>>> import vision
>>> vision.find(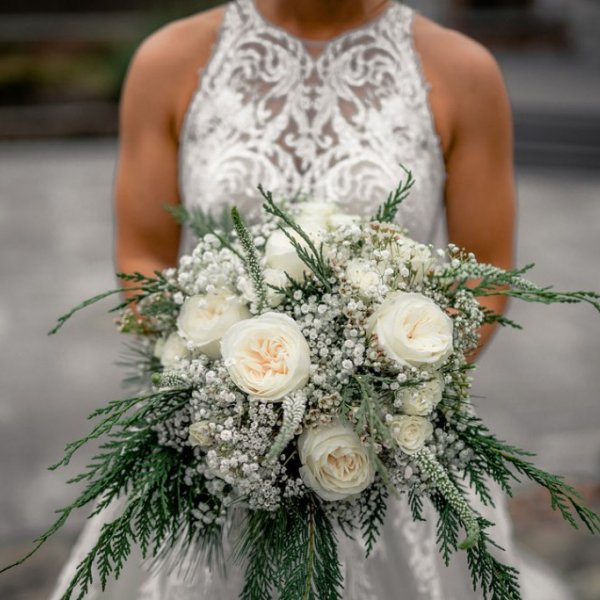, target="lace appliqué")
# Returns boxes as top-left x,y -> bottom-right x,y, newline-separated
179,0 -> 446,253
